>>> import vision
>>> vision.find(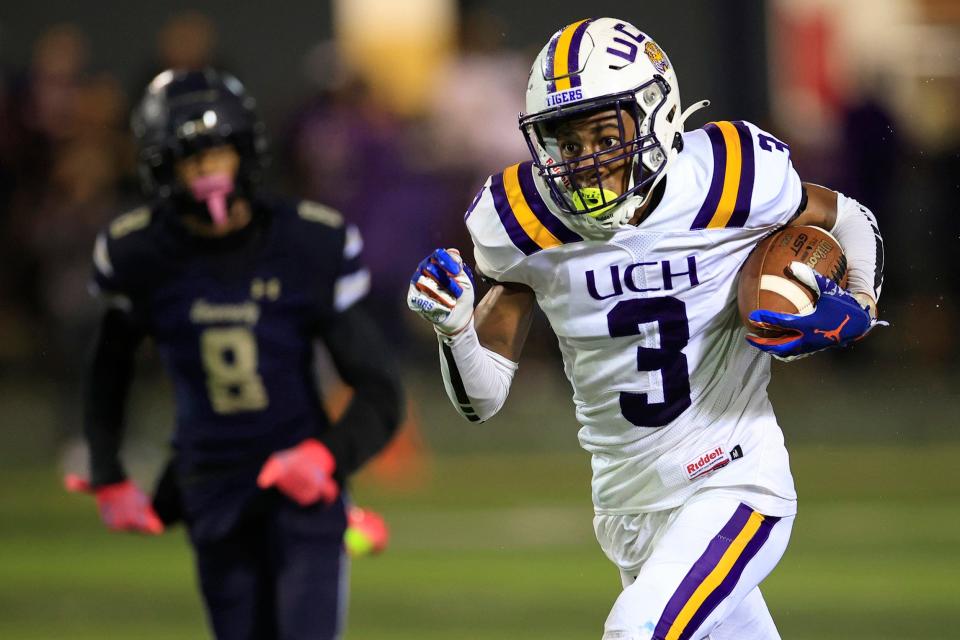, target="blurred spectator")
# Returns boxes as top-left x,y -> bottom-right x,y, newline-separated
426,8 -> 530,182
137,10 -> 226,92
3,24 -> 89,205
285,44 -> 467,347
157,10 -> 218,71
1,24 -> 92,366
0,24 -> 136,439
